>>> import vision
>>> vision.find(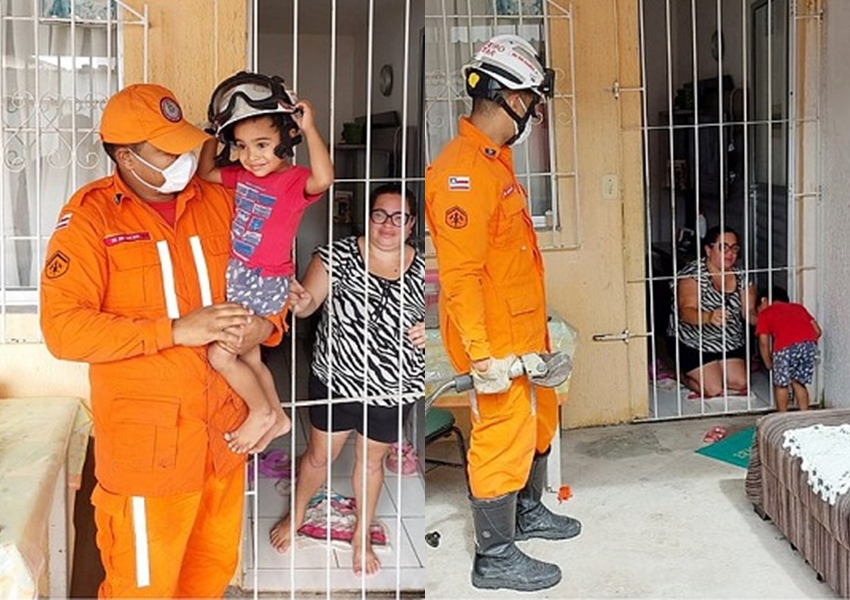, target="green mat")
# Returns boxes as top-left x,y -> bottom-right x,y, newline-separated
695,426 -> 755,468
